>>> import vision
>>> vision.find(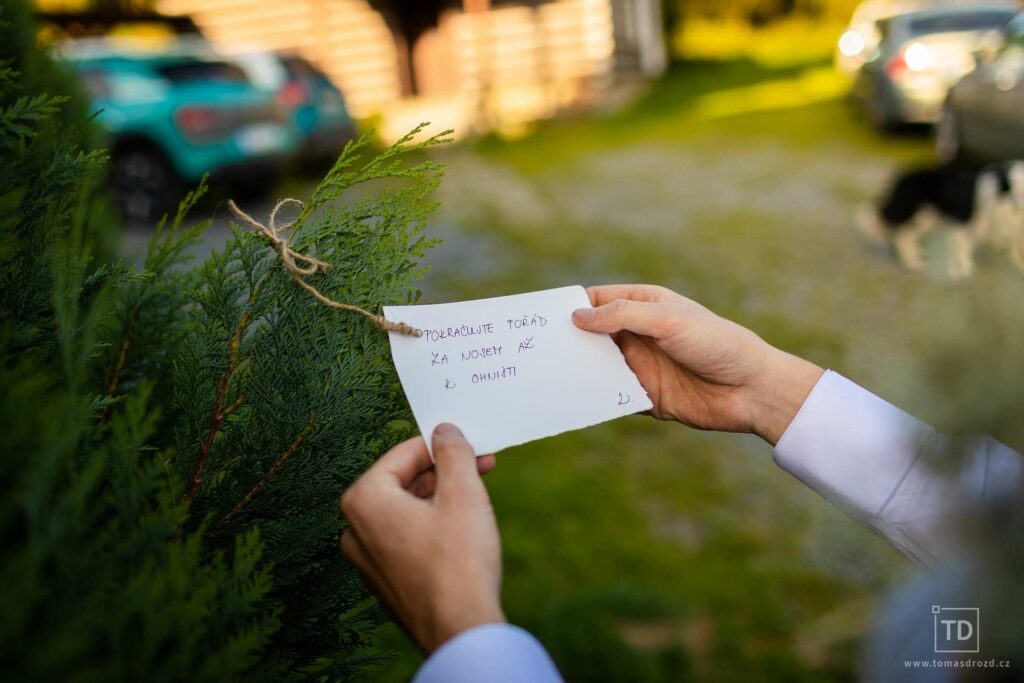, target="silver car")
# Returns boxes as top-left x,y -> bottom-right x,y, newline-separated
939,13 -> 1024,162
854,5 -> 1016,129
835,0 -> 1017,75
